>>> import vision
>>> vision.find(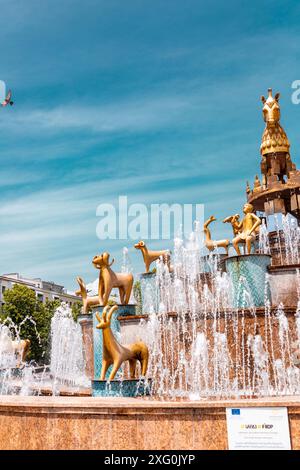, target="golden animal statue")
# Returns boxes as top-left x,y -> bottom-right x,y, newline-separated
134,240 -> 170,273
93,252 -> 133,306
223,214 -> 241,236
291,341 -> 300,368
0,328 -> 30,367
75,276 -> 100,314
260,88 -> 290,158
228,203 -> 261,256
203,216 -> 229,255
13,339 -> 30,366
75,253 -> 107,313
96,304 -> 149,380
